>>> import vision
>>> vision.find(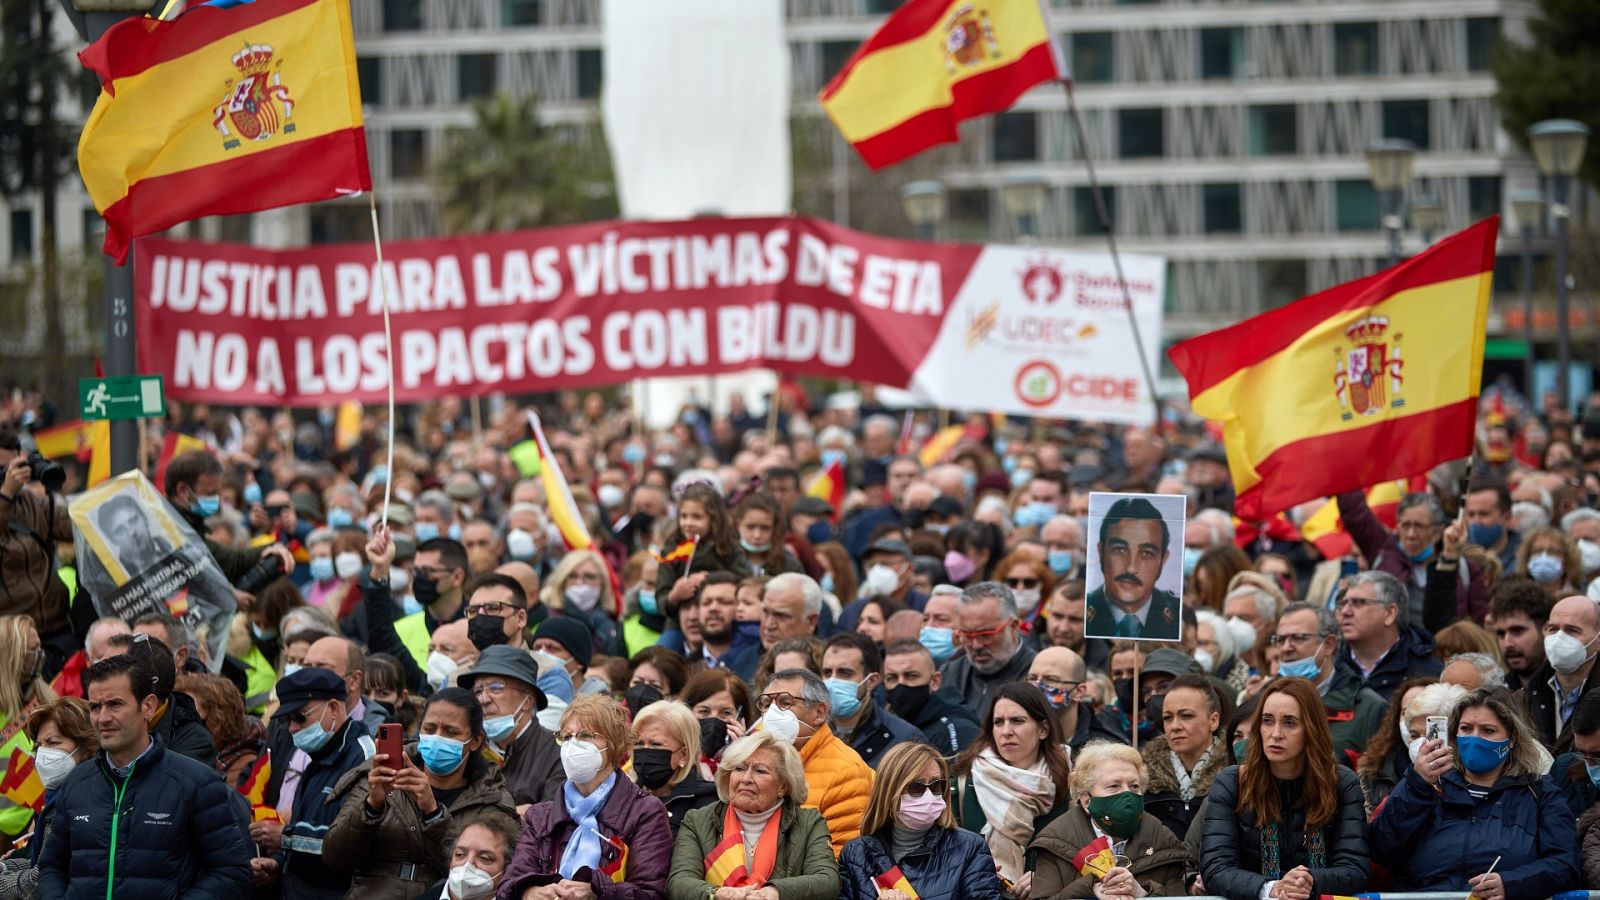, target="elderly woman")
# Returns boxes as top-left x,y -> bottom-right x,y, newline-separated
667,731 -> 837,900
1355,676 -> 1437,808
498,695 -> 673,900
541,550 -> 623,657
1193,610 -> 1249,697
839,742 -> 1001,900
1032,741 -> 1195,900
631,700 -> 717,835
1369,688 -> 1580,900
0,698 -> 96,899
